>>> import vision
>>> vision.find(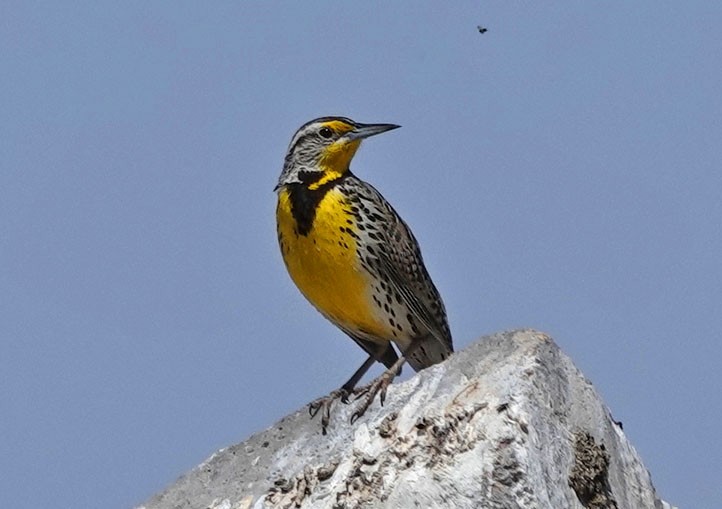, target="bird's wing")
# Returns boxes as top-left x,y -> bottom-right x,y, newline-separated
350,178 -> 453,354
